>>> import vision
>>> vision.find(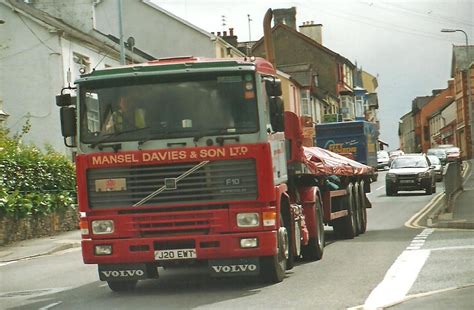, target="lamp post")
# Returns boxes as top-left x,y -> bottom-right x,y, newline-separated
442,28 -> 473,159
